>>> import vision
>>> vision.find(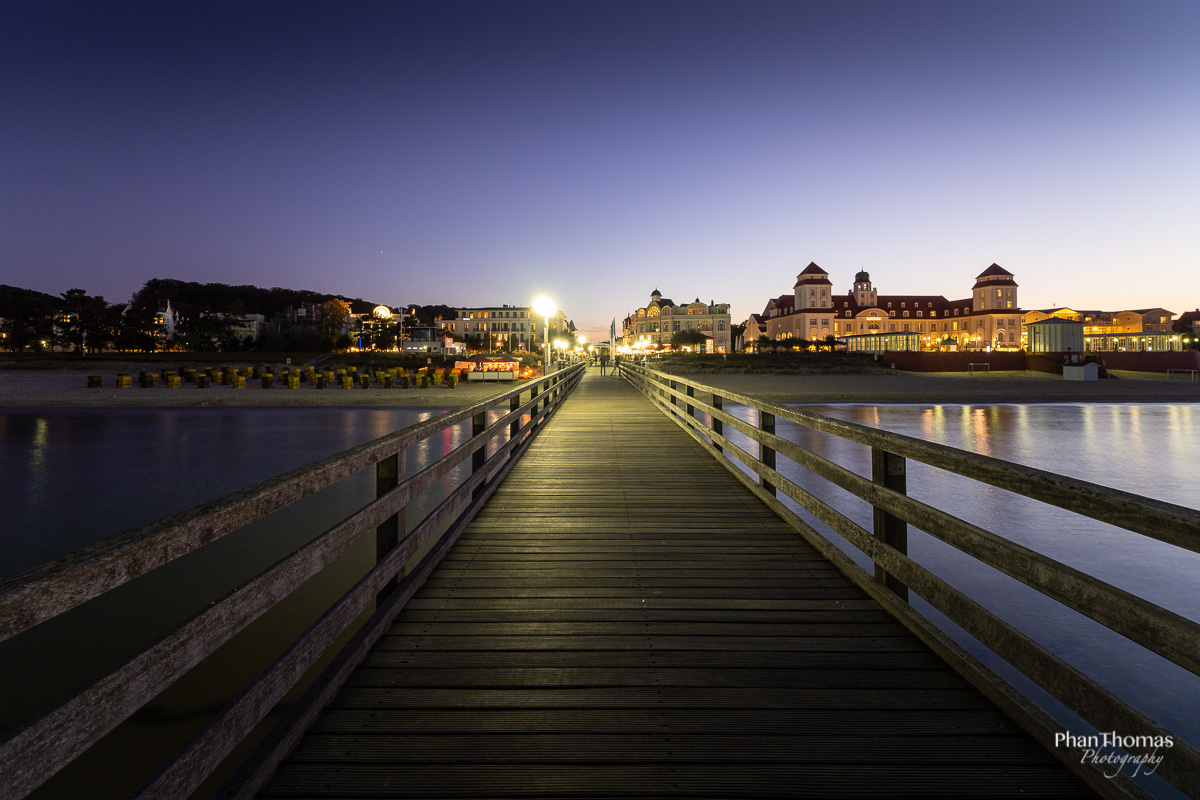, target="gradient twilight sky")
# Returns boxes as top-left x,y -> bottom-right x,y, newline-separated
2,1 -> 1198,342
